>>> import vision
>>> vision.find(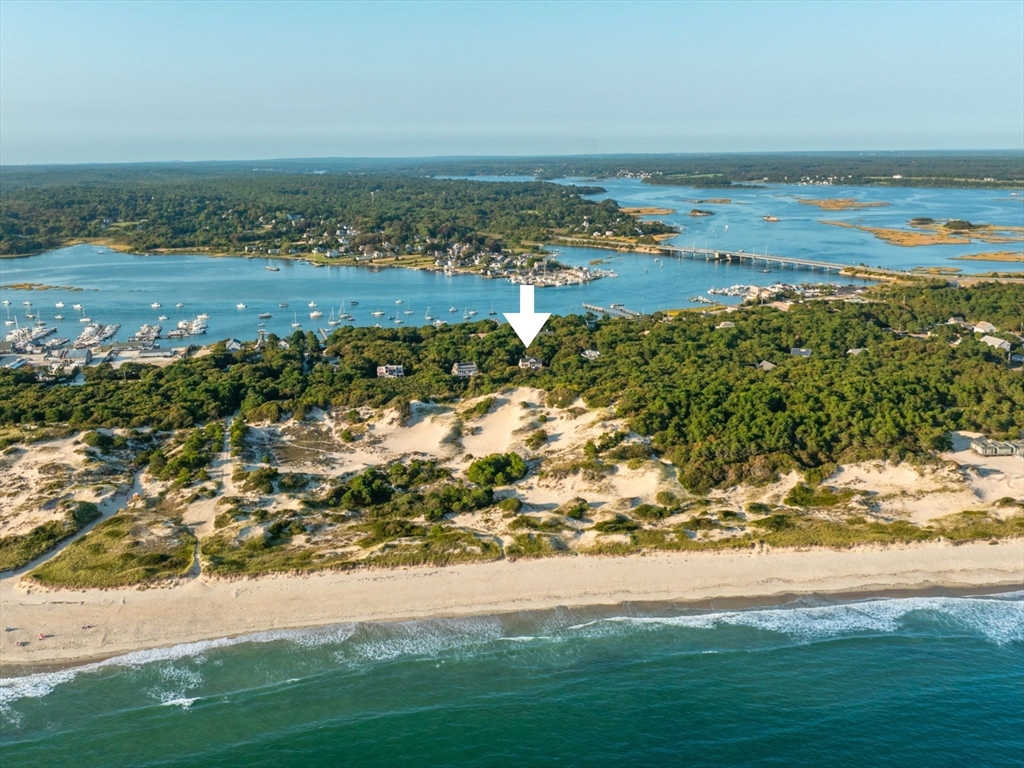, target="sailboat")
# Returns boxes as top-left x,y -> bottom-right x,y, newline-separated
370,305 -> 385,317
489,302 -> 496,316
291,312 -> 302,328
424,306 -> 434,321
4,304 -> 14,327
327,307 -> 340,326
